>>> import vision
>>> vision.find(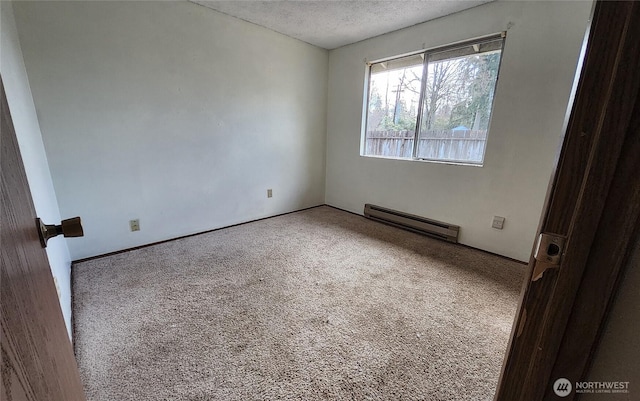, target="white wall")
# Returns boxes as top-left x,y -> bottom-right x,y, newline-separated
13,1 -> 329,260
325,1 -> 592,261
1,1 -> 73,337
